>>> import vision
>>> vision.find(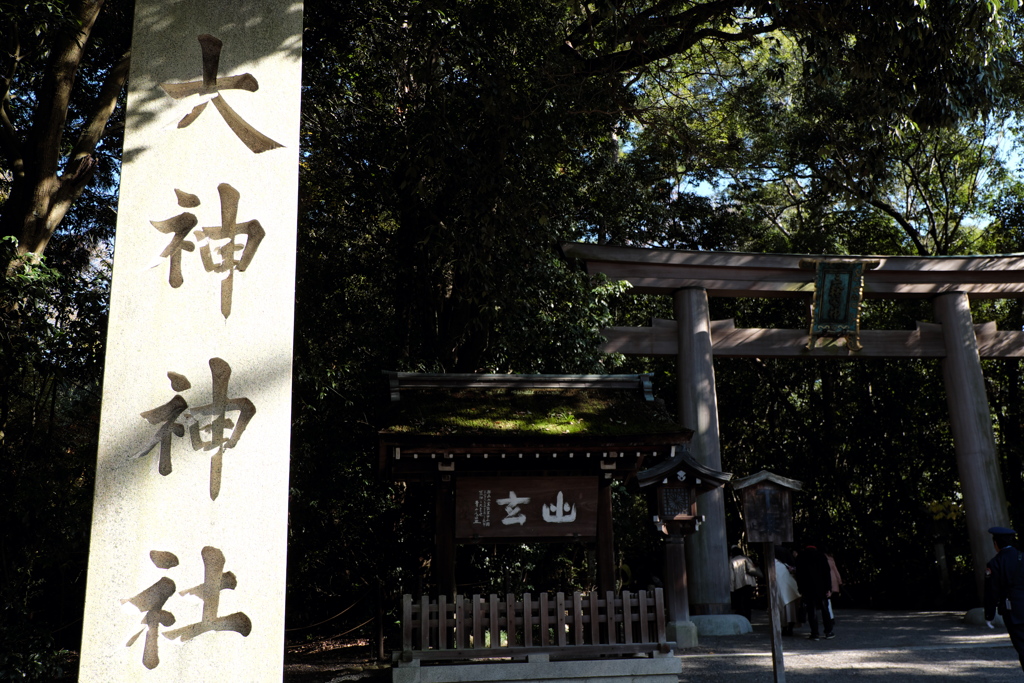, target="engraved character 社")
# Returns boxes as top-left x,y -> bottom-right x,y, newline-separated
123,548 -> 251,669
122,551 -> 181,670
164,546 -> 252,643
